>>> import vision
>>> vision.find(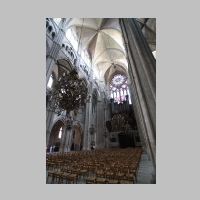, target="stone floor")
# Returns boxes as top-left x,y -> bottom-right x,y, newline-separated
136,153 -> 155,184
